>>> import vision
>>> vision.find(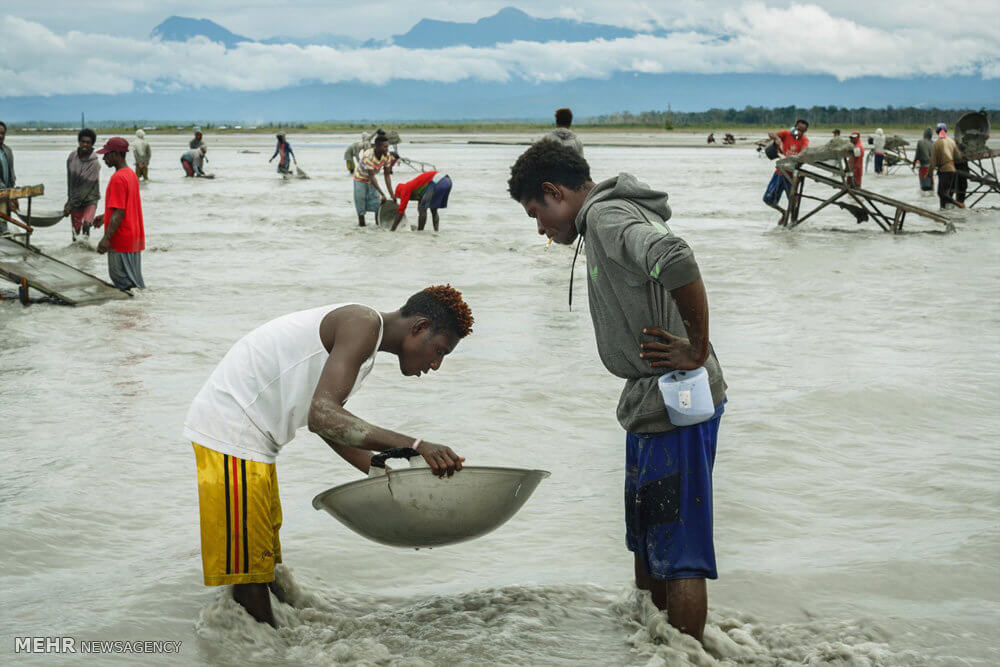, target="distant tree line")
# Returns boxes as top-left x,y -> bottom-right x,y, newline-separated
588,106 -> 999,128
